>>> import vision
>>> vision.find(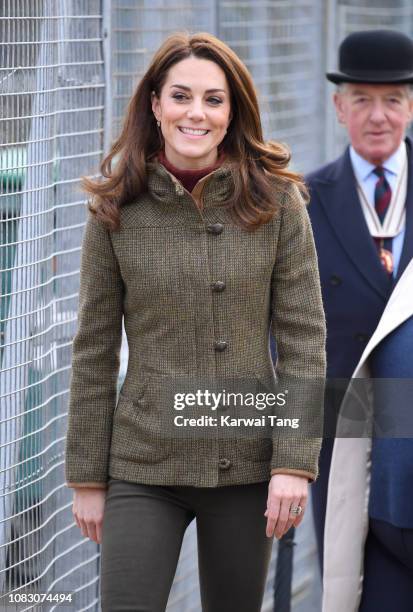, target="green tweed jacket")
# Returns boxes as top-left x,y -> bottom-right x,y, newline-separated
65,162 -> 326,489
